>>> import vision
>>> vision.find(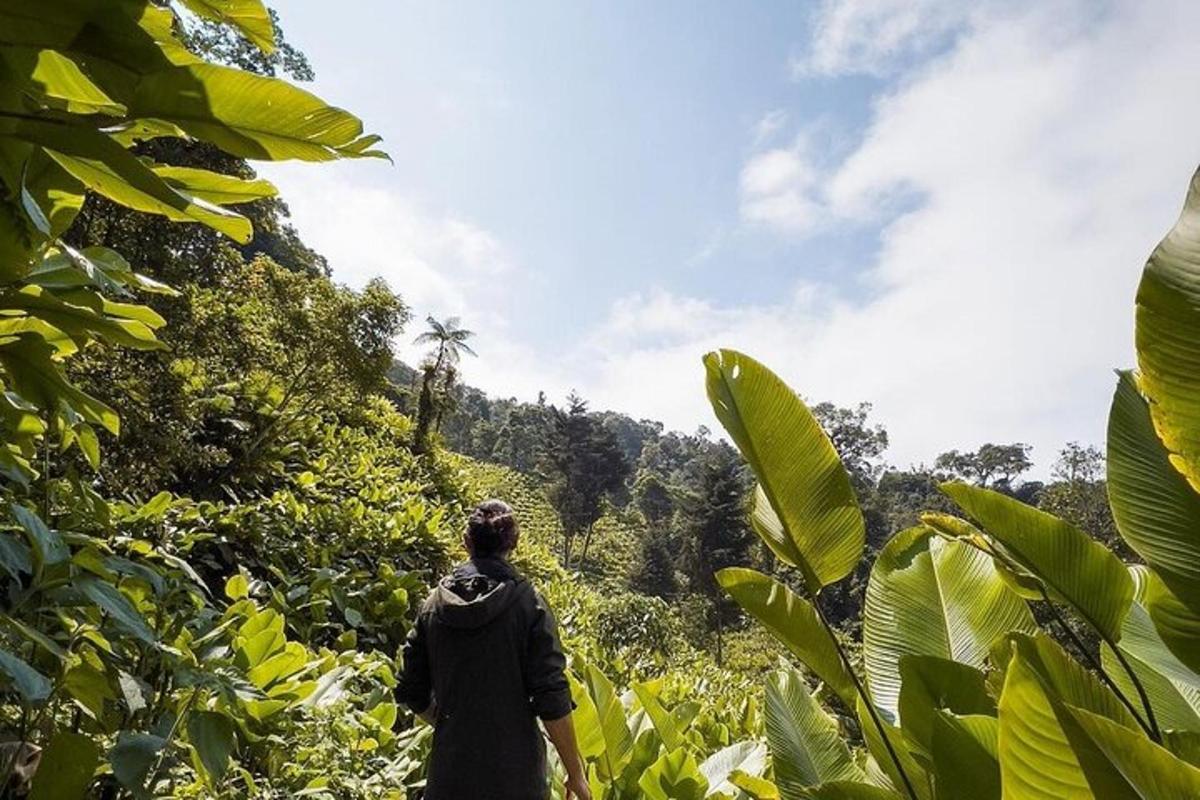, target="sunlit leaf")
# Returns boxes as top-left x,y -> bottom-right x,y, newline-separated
703,350 -> 864,592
